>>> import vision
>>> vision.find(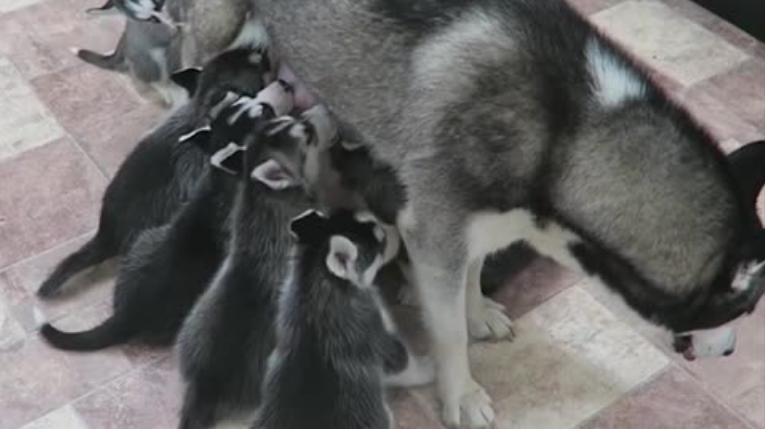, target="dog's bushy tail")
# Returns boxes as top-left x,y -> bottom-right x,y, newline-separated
76,34 -> 128,72
37,236 -> 116,299
40,315 -> 133,351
